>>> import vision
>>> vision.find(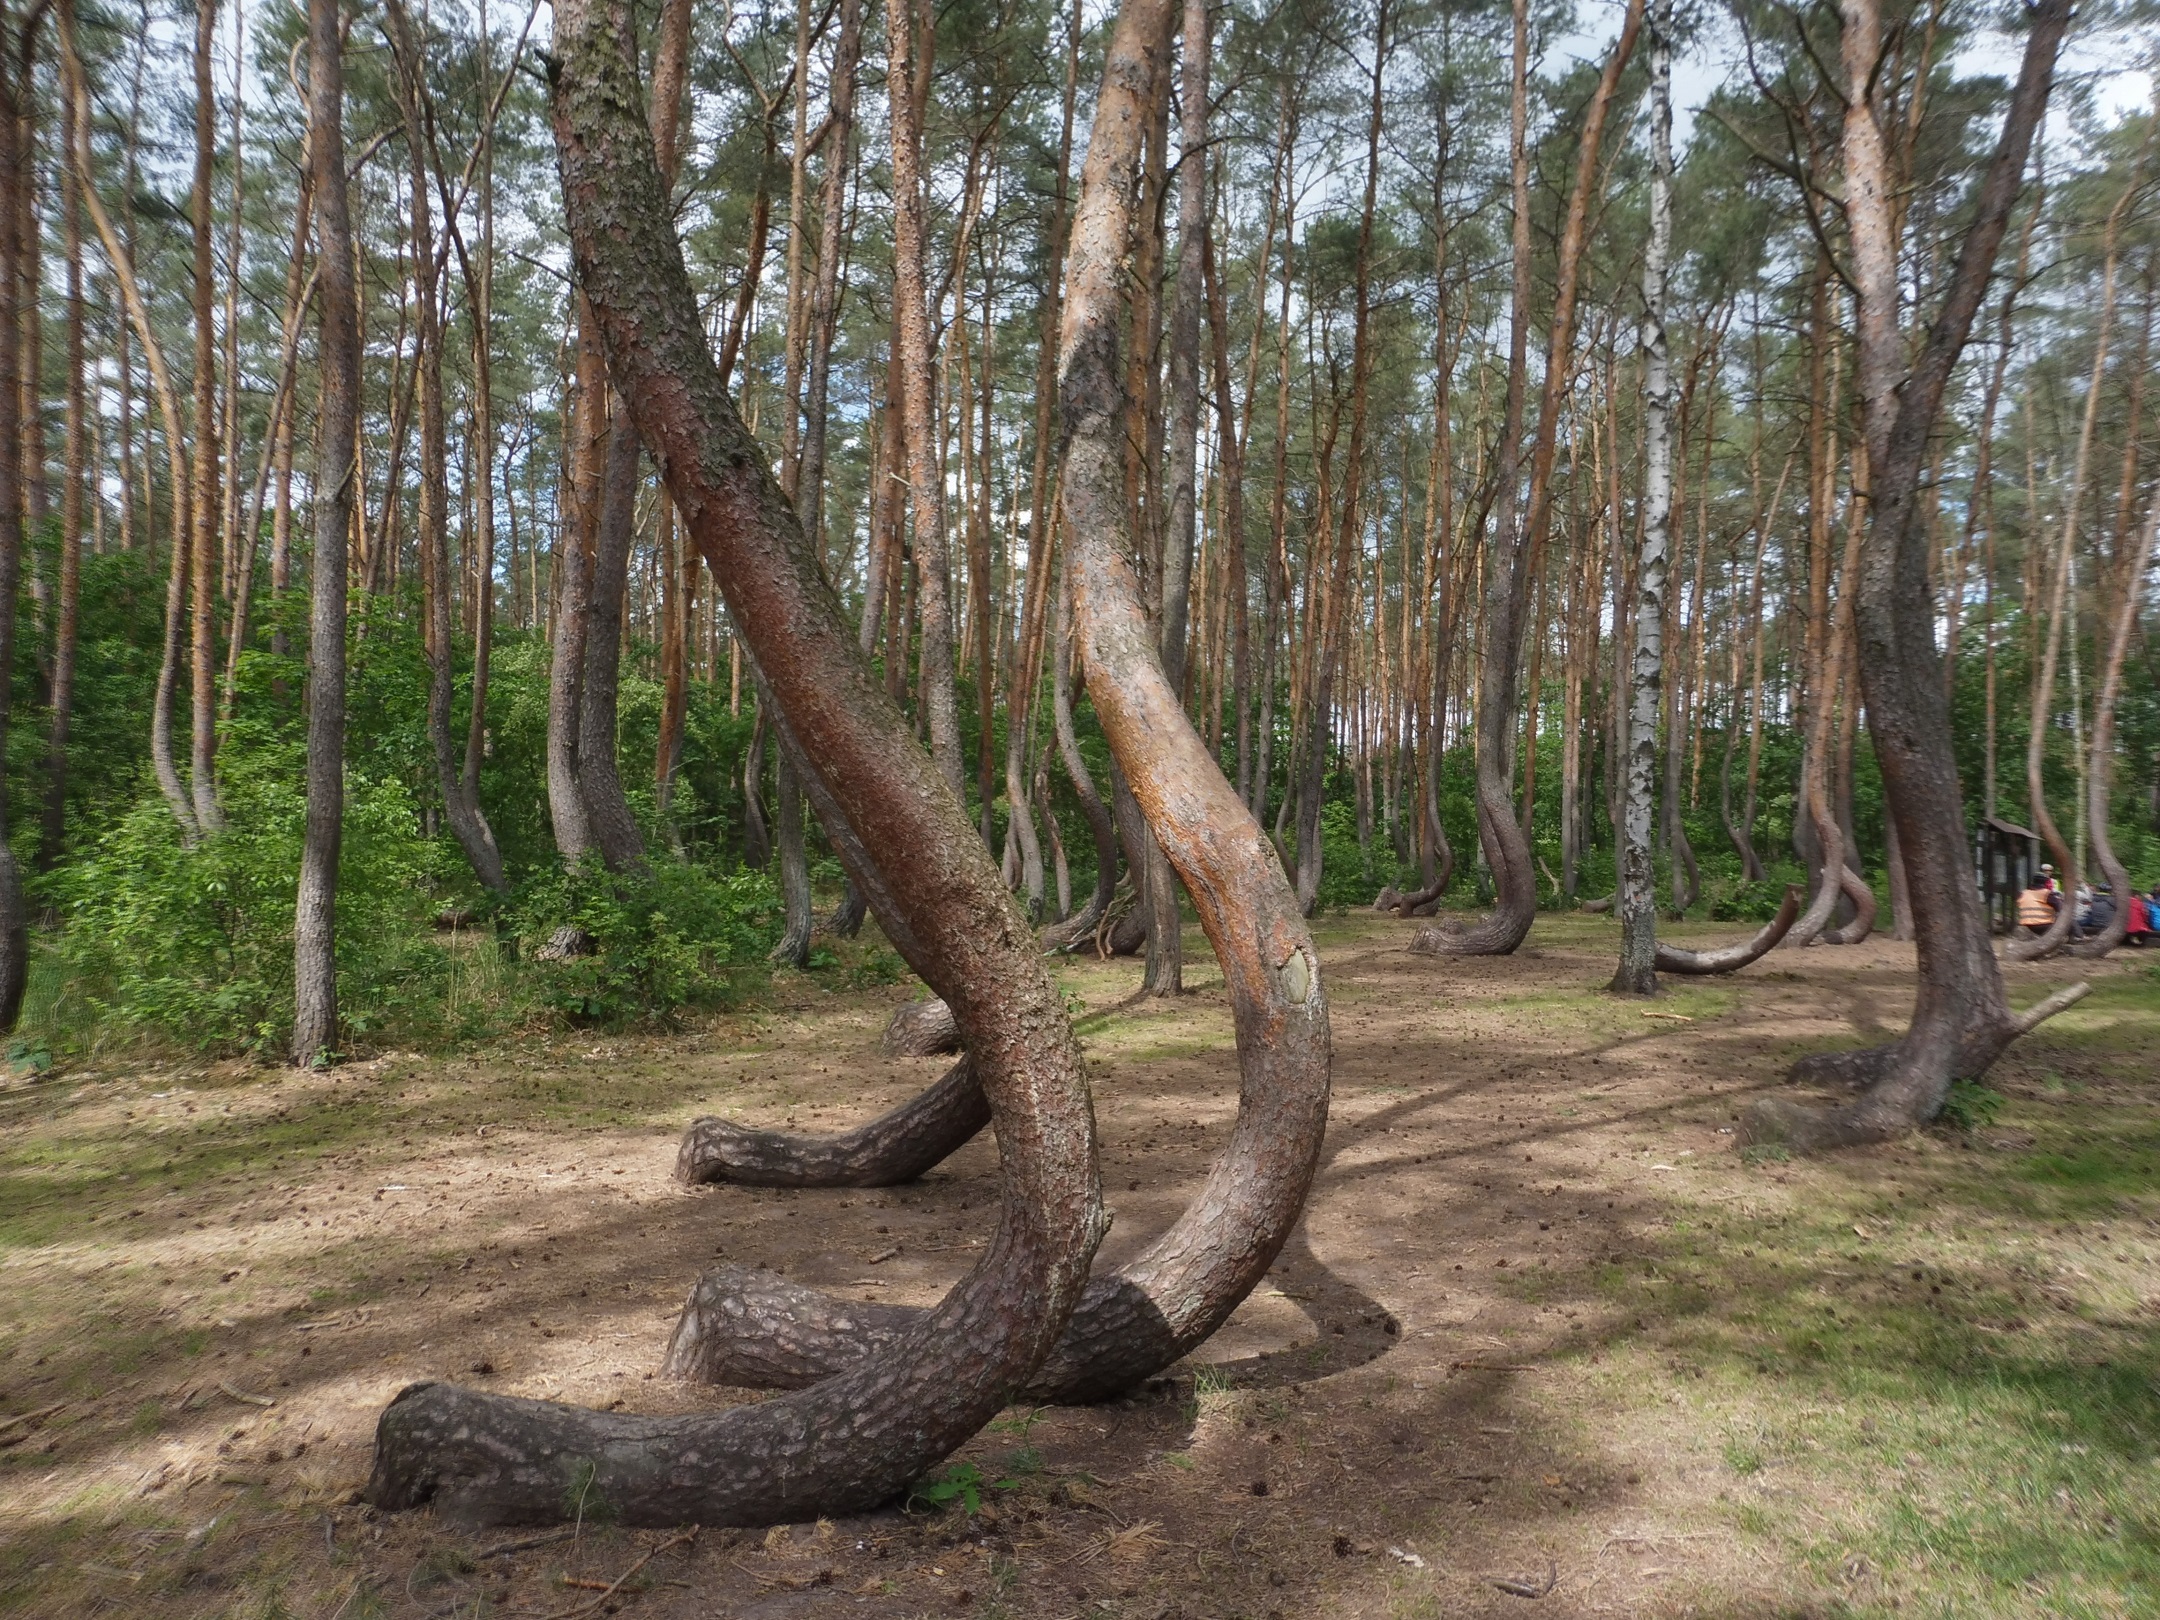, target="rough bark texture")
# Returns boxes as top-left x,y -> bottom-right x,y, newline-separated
884,997 -> 962,1056
576,399 -> 649,869
1743,0 -> 2081,1152
1611,0 -> 1671,998
366,0 -> 1104,1526
1656,886 -> 1801,976
676,1057 -> 989,1190
663,0 -> 1332,1410
291,0 -> 356,1065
